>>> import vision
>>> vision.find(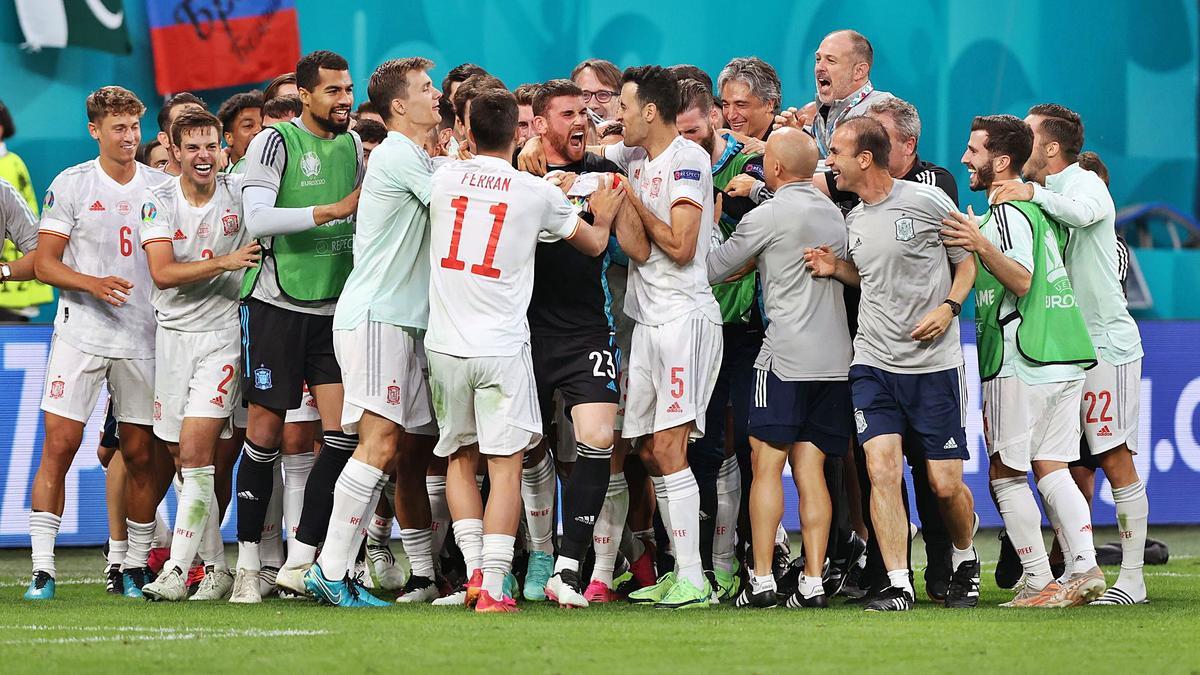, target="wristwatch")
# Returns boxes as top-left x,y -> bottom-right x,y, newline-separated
0,263 -> 12,283
943,299 -> 961,316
